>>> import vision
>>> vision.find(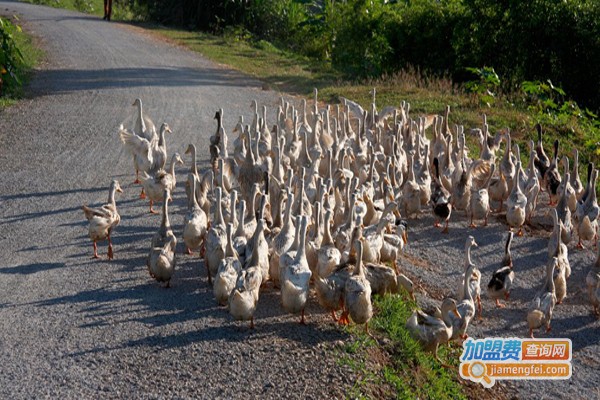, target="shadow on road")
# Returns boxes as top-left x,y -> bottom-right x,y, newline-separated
28,67 -> 261,96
